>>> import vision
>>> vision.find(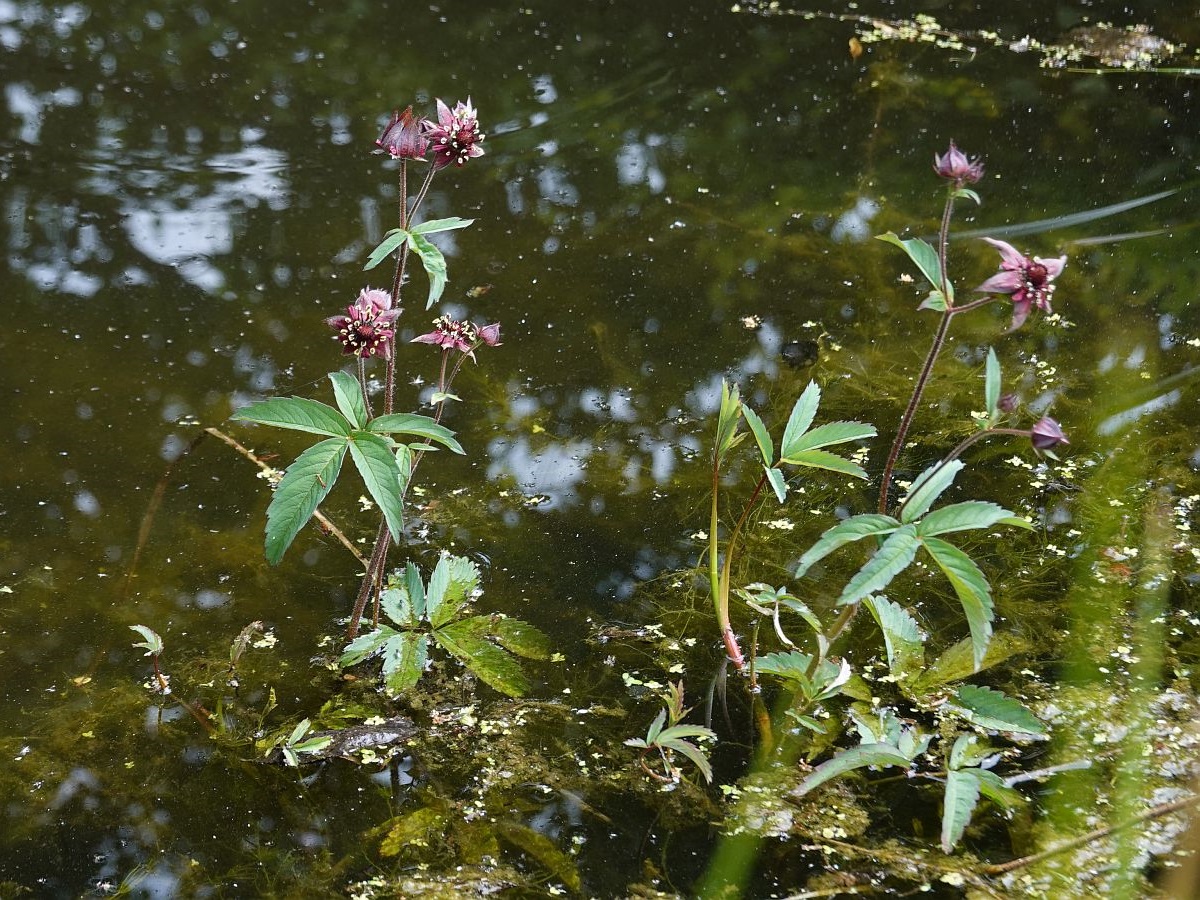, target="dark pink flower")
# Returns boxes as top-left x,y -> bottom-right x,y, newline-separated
933,141 -> 984,185
412,315 -> 478,357
997,393 -> 1020,414
1030,416 -> 1069,451
423,98 -> 485,170
326,288 -> 401,359
376,106 -> 430,160
477,322 -> 502,347
975,238 -> 1067,330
